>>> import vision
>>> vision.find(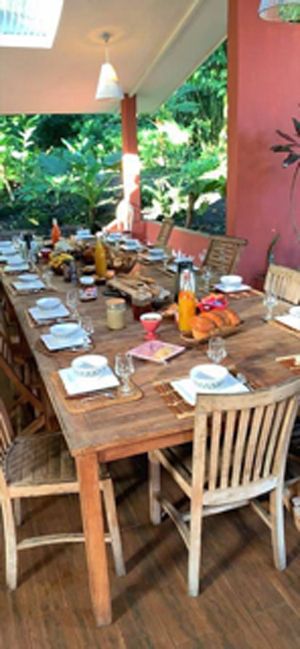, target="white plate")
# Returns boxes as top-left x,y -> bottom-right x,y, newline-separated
36,297 -> 61,311
275,314 -> 300,332
50,323 -> 81,338
58,366 -> 119,396
29,304 -> 69,322
171,374 -> 249,407
41,330 -> 87,351
6,255 -> 24,266
71,354 -> 108,378
190,364 -> 229,390
18,273 -> 39,282
13,280 -> 45,292
215,283 -> 251,293
0,240 -> 13,247
289,306 -> 300,318
5,263 -> 29,273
